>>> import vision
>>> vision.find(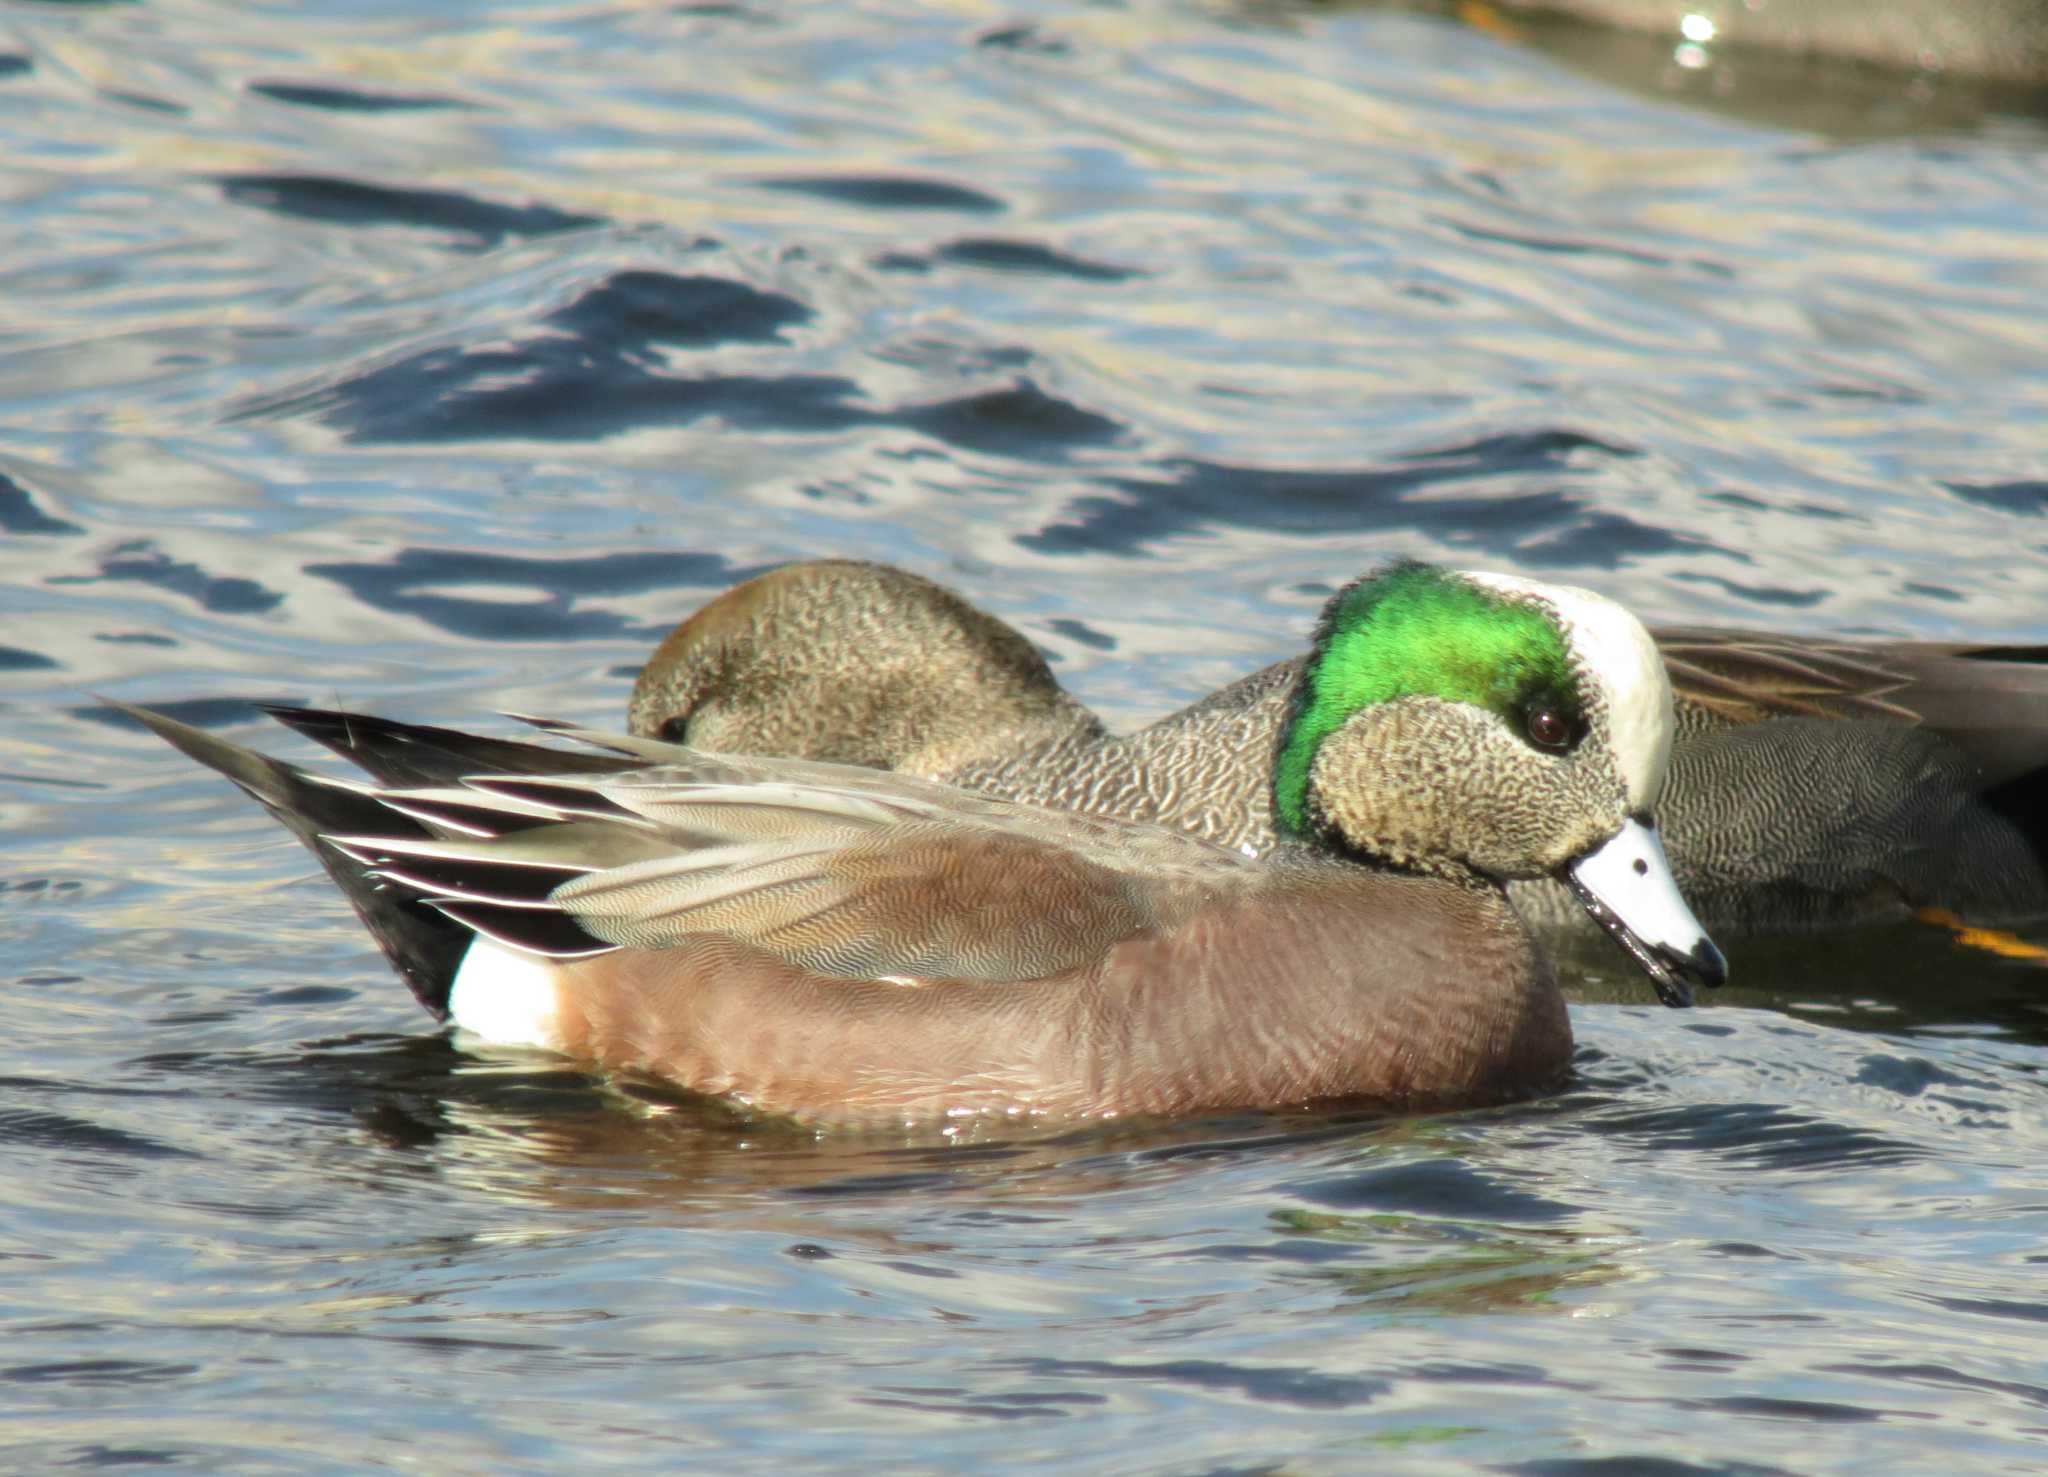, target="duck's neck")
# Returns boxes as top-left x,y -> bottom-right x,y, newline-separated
939,662 -> 1299,852
1266,830 -> 1503,893
1104,660 -> 1306,851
